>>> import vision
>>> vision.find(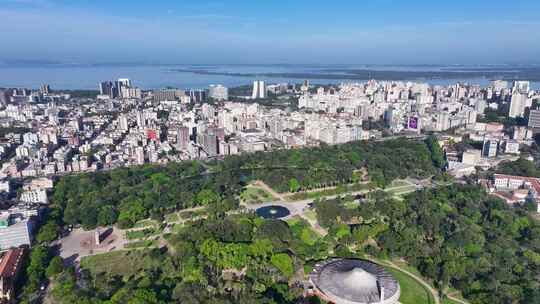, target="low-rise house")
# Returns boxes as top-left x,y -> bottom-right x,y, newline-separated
493,174 -> 540,211
0,248 -> 25,303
